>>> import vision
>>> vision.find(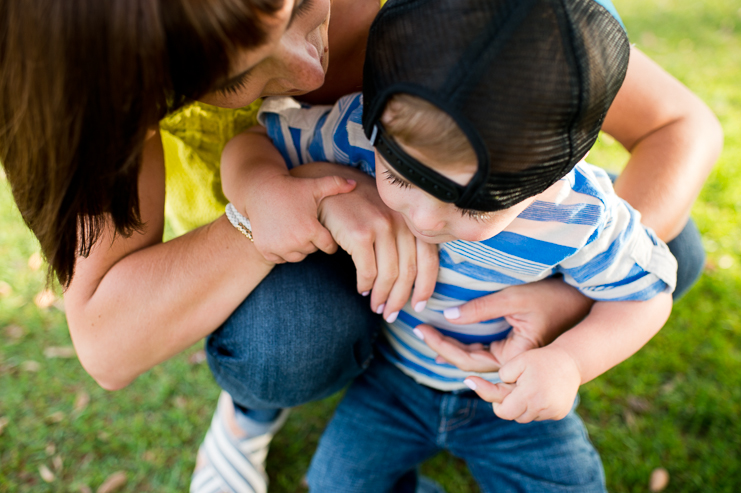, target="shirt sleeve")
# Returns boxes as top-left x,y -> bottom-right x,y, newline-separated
256,93 -> 376,177
554,169 -> 677,301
